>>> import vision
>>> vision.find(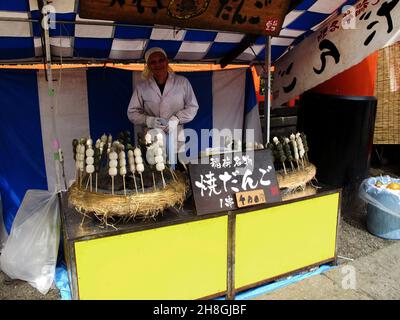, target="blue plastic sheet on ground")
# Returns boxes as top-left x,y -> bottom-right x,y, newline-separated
216,264 -> 334,300
55,264 -> 72,300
